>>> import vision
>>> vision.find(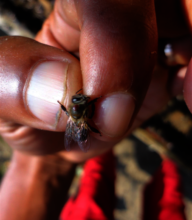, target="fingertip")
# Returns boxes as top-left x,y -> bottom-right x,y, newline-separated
170,66 -> 187,96
93,93 -> 135,139
184,59 -> 192,112
35,13 -> 63,49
